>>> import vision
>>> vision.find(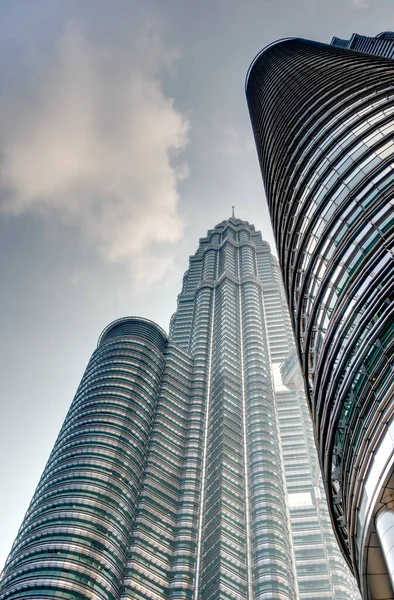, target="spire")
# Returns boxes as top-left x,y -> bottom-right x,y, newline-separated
232,205 -> 235,218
